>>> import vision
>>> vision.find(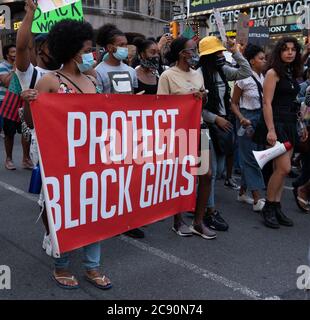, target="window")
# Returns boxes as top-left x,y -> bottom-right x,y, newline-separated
124,0 -> 140,12
84,0 -> 100,7
161,0 -> 175,21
